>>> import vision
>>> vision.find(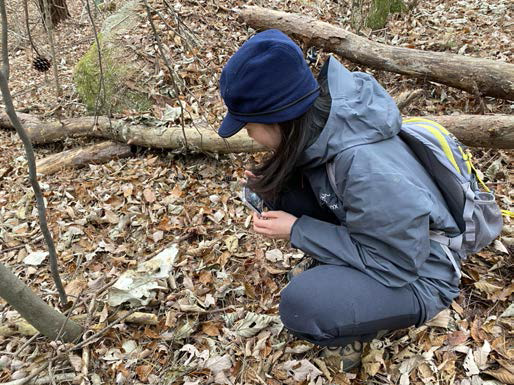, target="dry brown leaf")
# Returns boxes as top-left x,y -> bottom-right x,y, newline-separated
362,346 -> 384,377
498,358 -> 514,373
170,184 -> 183,197
225,235 -> 238,253
470,318 -> 485,342
483,368 -> 514,384
491,283 -> 514,302
243,281 -> 256,299
143,327 -> 160,339
451,300 -> 464,316
475,279 -> 503,293
143,188 -> 156,203
426,309 -> 451,328
417,362 -> 434,381
202,321 -> 221,337
136,364 -> 153,383
198,270 -> 213,285
65,278 -> 87,298
447,330 -> 469,346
